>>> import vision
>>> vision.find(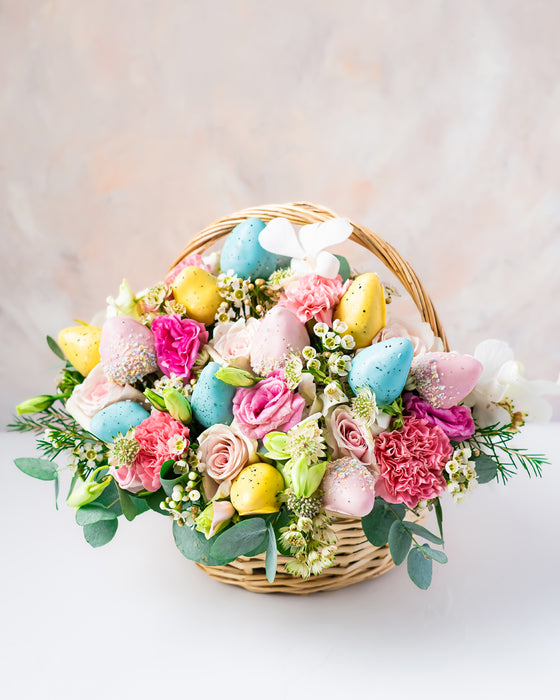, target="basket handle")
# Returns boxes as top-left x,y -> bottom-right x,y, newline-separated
170,201 -> 449,350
